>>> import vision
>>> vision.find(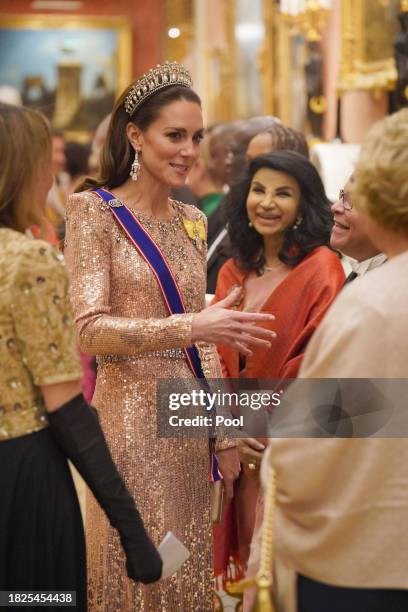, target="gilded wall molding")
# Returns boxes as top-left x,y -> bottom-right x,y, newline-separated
339,0 -> 399,93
